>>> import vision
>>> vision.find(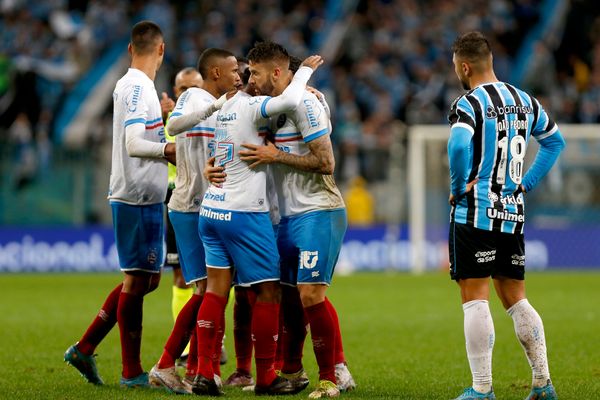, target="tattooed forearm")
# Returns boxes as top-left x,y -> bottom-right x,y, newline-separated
275,135 -> 335,174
